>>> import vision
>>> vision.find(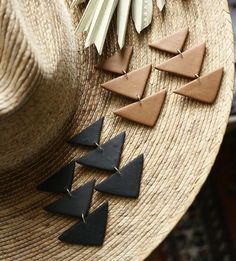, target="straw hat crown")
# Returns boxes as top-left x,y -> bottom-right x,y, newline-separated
0,0 -> 78,172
